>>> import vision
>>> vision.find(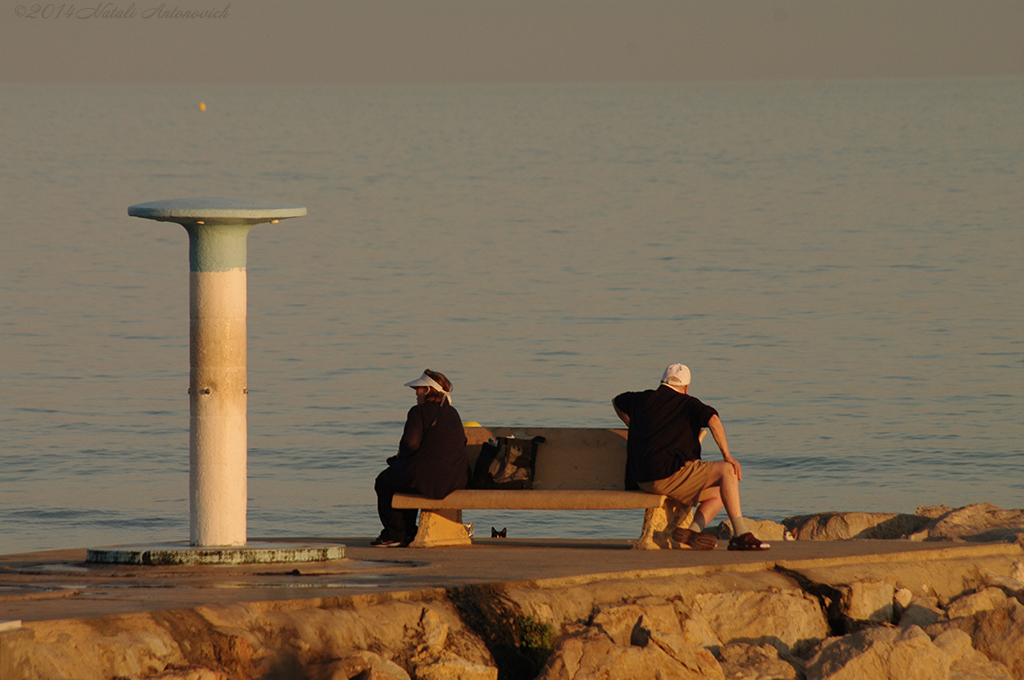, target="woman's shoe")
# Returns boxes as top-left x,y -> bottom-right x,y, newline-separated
371,532 -> 402,547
